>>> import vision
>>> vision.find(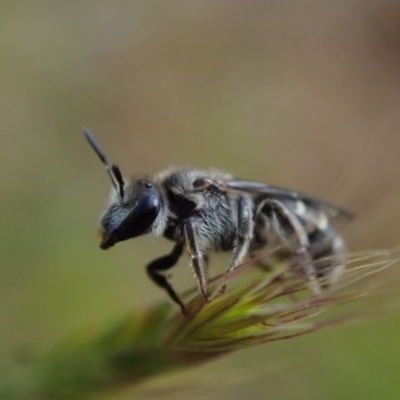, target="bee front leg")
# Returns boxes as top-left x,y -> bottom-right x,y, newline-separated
257,199 -> 320,293
184,219 -> 209,304
226,195 -> 254,274
146,243 -> 186,314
